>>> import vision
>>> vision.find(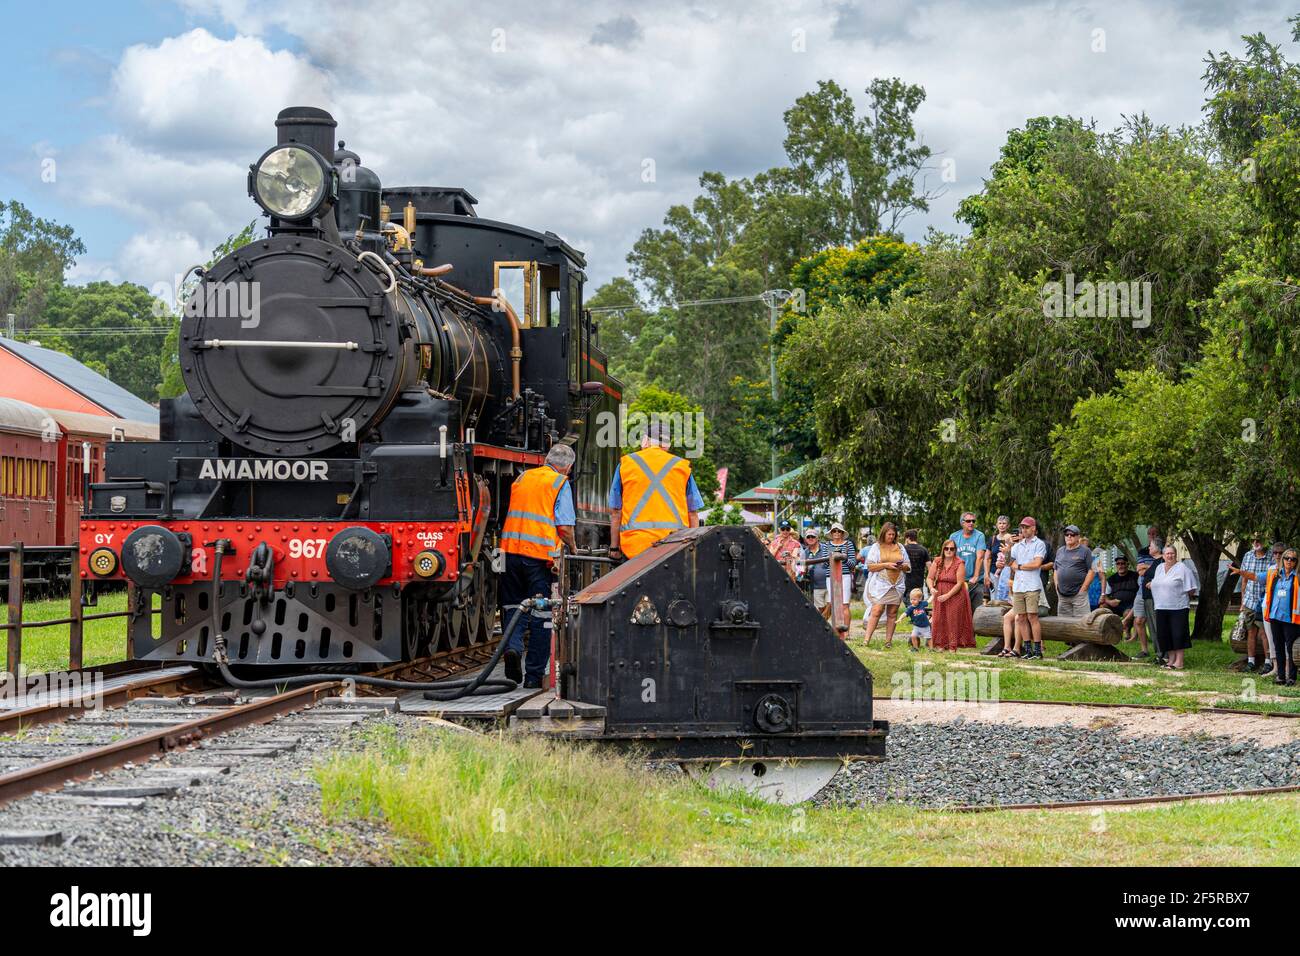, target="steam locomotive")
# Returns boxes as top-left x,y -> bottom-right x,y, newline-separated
78,106 -> 621,668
